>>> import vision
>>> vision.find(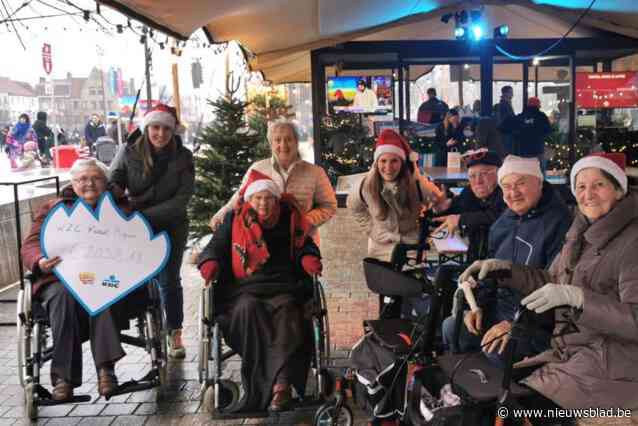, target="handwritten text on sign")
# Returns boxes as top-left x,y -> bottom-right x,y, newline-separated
41,192 -> 171,316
